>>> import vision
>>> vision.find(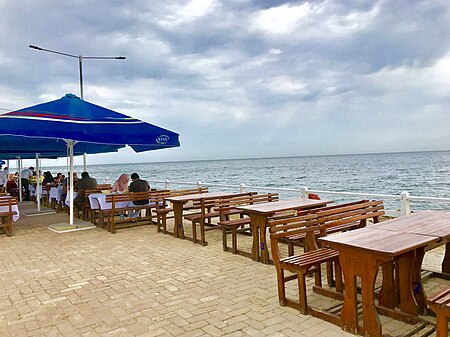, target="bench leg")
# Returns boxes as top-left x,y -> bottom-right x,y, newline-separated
277,268 -> 287,306
200,221 -> 206,246
231,226 -> 238,254
191,220 -> 197,243
298,271 -> 308,314
156,213 -> 162,232
435,313 -> 448,337
222,226 -> 228,252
